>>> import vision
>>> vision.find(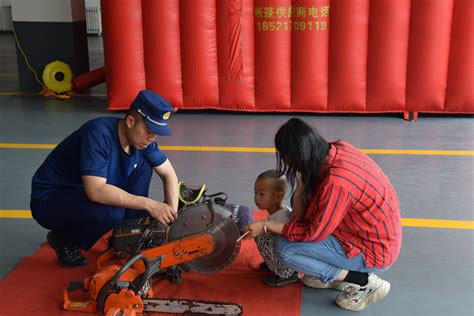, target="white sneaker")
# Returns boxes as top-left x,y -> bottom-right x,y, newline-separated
302,275 -> 351,292
335,274 -> 391,311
